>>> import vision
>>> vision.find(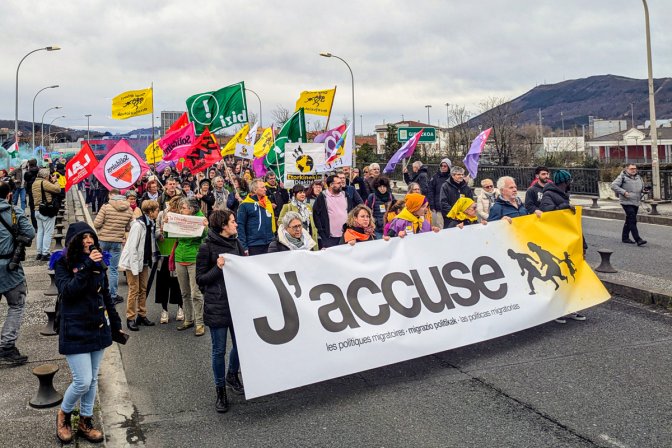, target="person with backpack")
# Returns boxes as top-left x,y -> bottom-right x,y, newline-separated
31,168 -> 61,261
611,163 -> 646,246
